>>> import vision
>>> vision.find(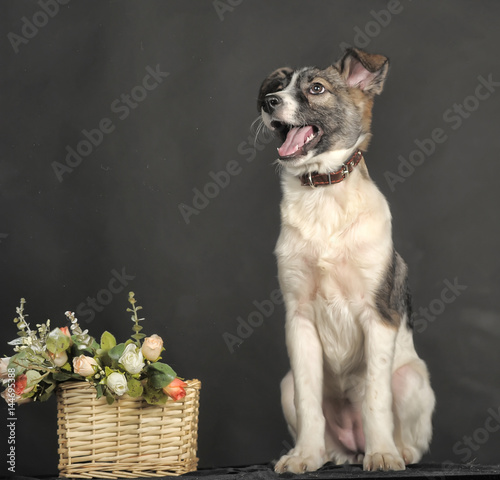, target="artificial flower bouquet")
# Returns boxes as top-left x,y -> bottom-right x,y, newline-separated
1,292 -> 187,406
